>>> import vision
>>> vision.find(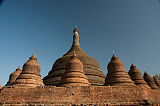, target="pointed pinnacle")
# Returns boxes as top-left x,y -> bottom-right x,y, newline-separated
73,25 -> 79,33
17,66 -> 21,70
